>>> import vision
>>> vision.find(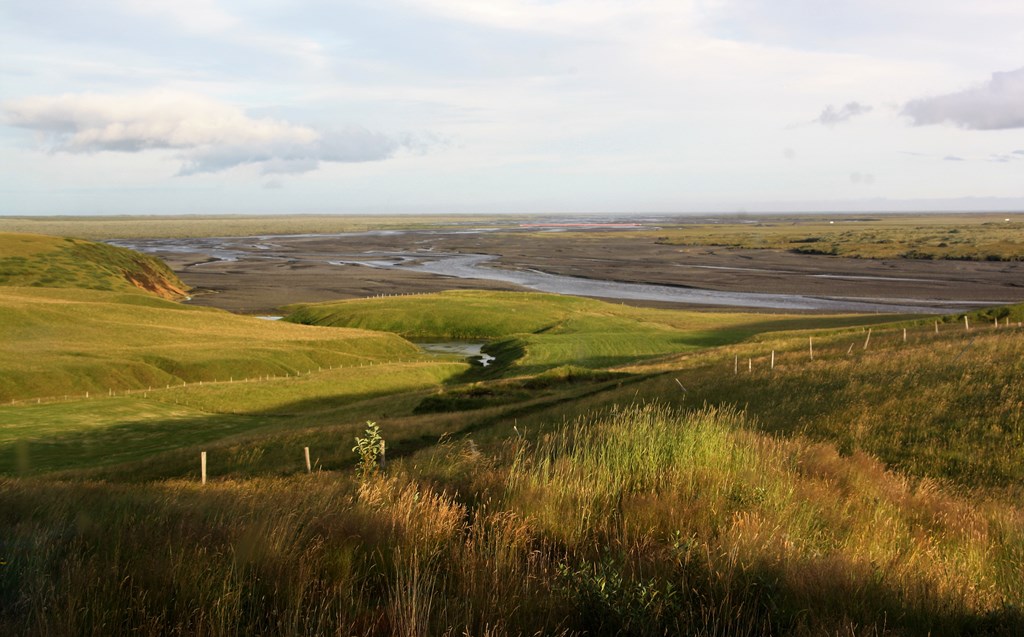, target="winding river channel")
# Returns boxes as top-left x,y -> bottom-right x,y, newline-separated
396,253 -> 971,314
113,232 -> 992,314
